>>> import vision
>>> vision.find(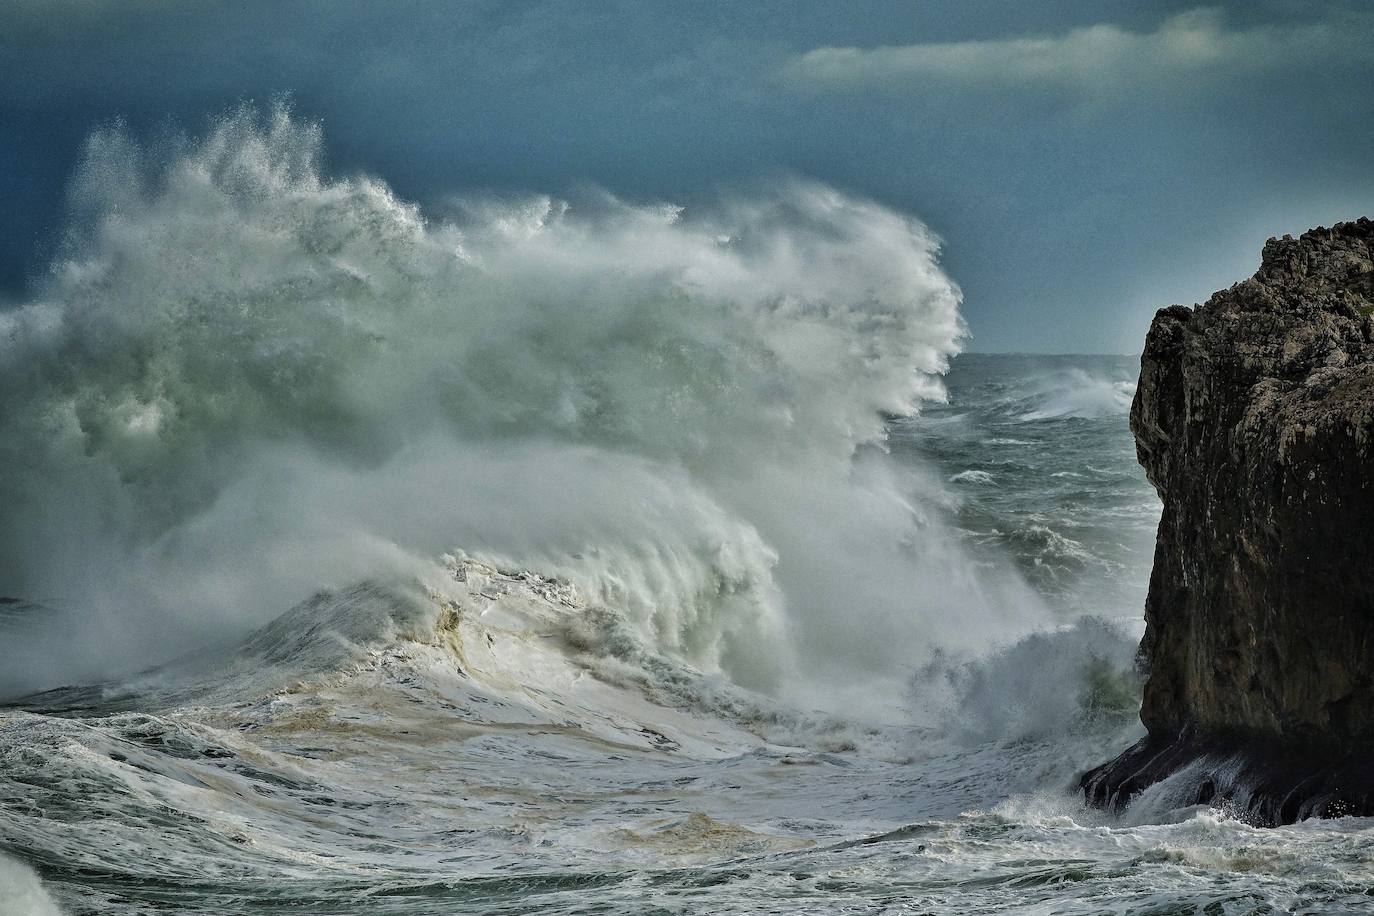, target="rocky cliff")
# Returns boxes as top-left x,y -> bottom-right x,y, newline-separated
1082,218 -> 1374,824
